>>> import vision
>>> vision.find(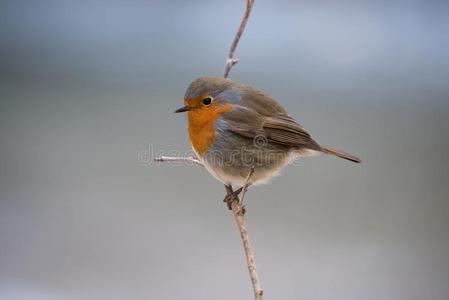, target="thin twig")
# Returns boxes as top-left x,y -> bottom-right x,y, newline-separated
154,156 -> 203,166
223,0 -> 255,78
225,168 -> 263,300
232,208 -> 263,299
